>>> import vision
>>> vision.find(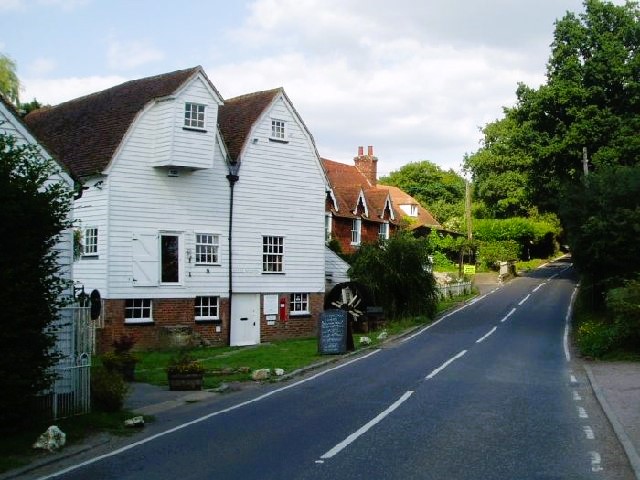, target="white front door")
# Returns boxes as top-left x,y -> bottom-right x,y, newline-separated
230,294 -> 261,346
